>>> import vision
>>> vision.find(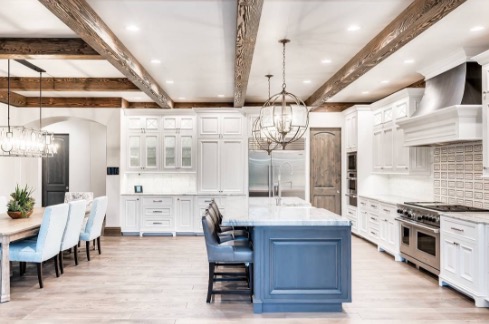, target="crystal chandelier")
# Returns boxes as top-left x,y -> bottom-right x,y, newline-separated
258,39 -> 309,149
0,59 -> 57,157
252,74 -> 279,155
